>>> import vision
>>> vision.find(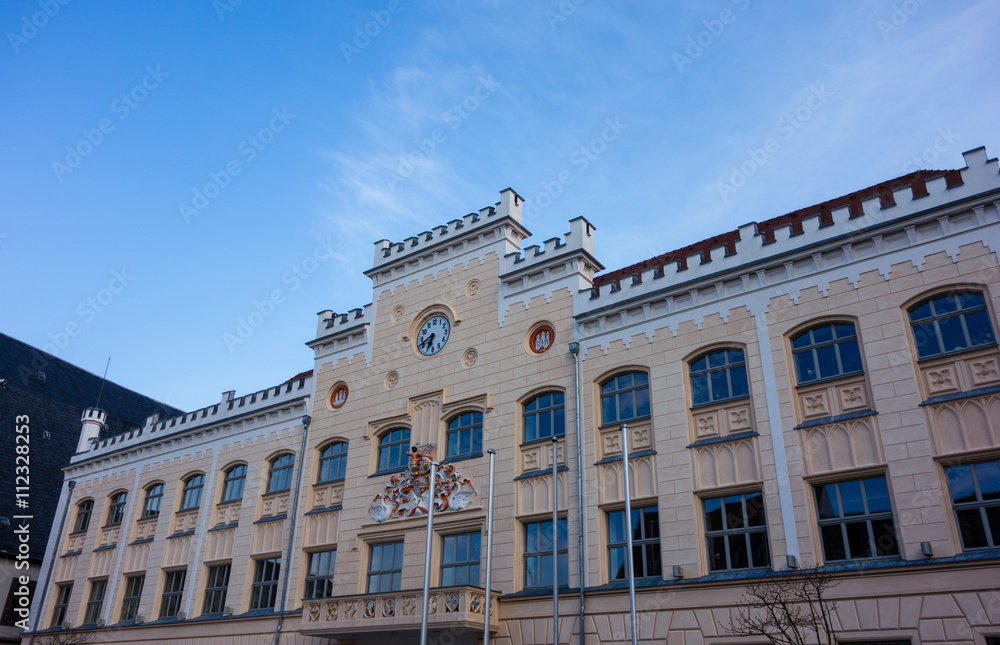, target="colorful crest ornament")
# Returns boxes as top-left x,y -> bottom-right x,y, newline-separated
368,443 -> 477,522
